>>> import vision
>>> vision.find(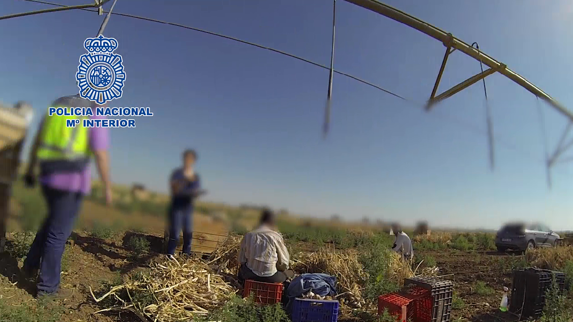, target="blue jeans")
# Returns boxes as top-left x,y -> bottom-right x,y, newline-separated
24,186 -> 83,295
166,201 -> 193,255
